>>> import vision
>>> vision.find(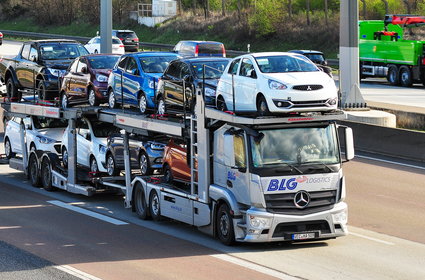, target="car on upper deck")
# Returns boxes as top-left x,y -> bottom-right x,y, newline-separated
215,52 -> 338,116
288,50 -> 332,77
107,52 -> 180,113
